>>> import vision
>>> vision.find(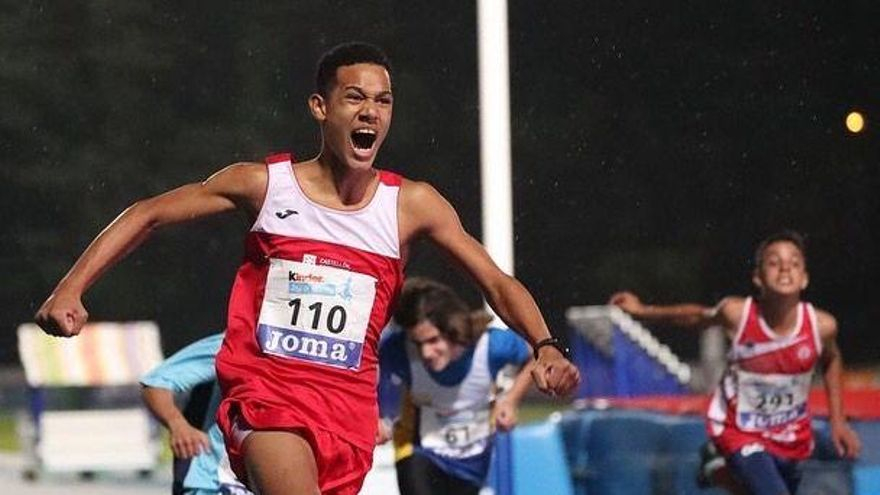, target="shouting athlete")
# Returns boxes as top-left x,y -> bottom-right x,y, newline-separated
35,42 -> 579,495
